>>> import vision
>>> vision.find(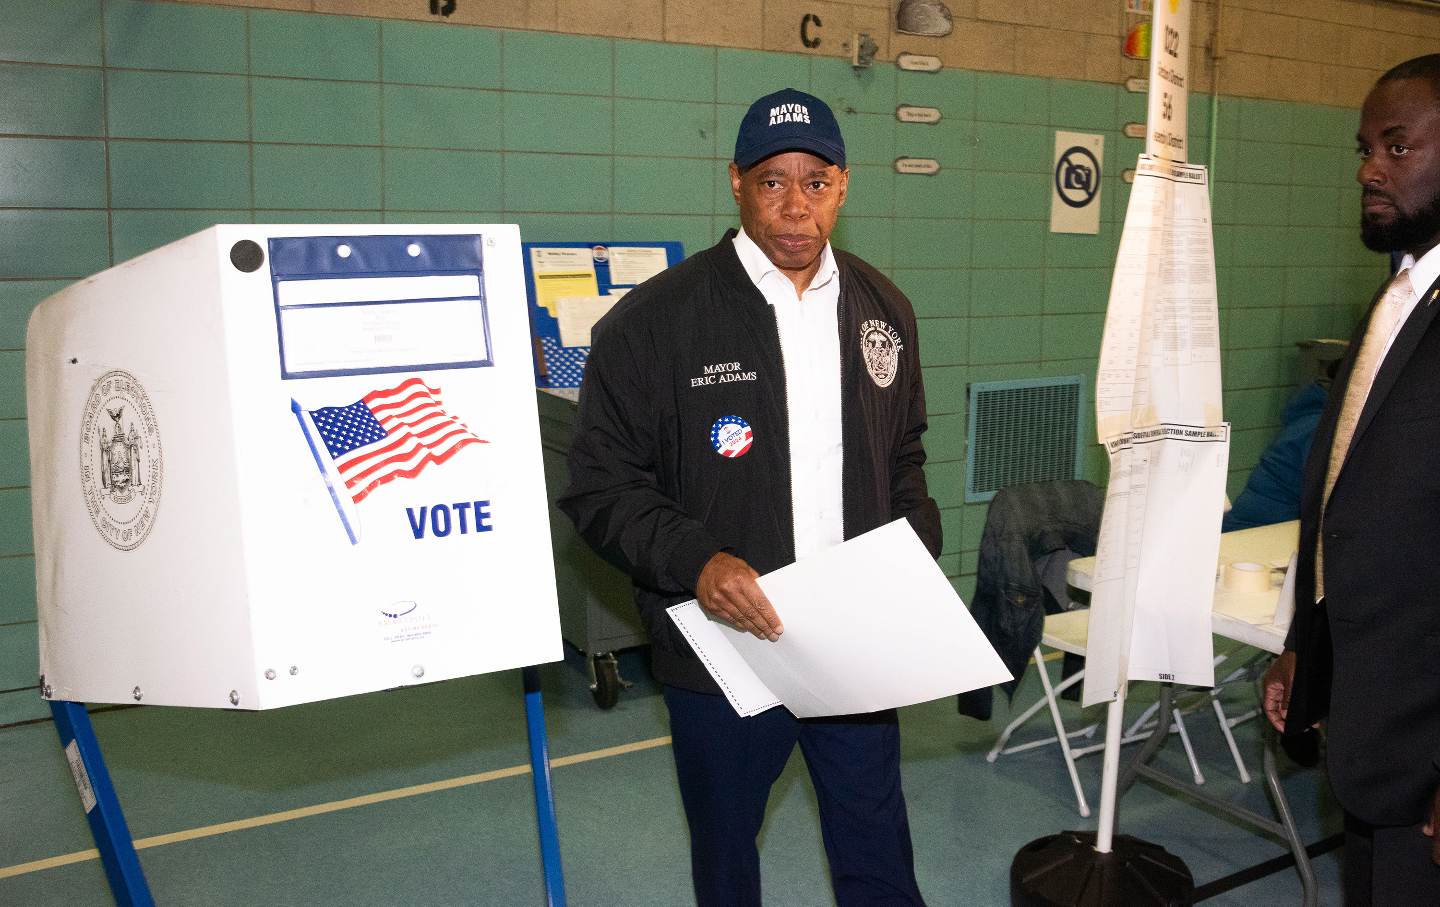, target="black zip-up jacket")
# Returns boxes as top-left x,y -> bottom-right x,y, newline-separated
559,231 -> 942,693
